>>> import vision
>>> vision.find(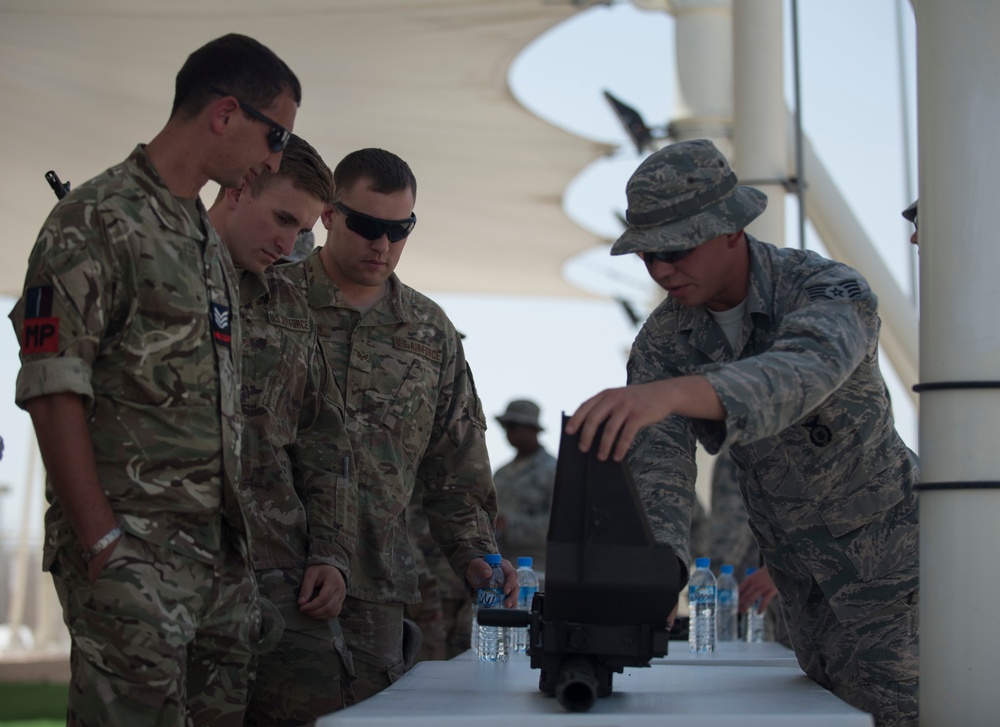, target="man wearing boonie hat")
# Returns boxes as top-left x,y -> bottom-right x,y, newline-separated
492,399 -> 557,576
567,139 -> 919,727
